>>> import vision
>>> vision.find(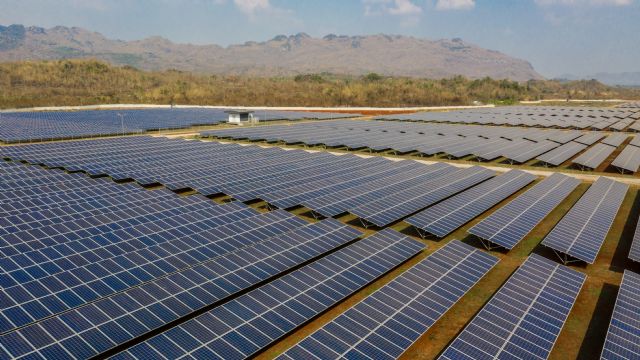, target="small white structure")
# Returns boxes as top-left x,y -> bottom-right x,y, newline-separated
226,110 -> 257,125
